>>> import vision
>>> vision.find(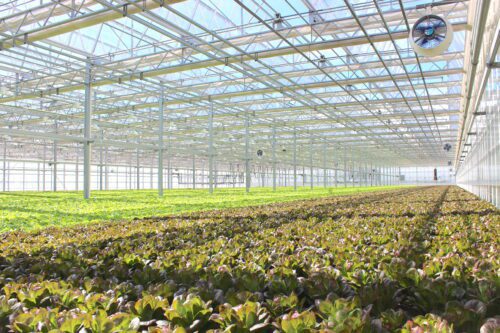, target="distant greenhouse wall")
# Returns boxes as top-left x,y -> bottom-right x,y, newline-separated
0,156 -> 402,192
399,166 -> 455,185
456,68 -> 499,208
